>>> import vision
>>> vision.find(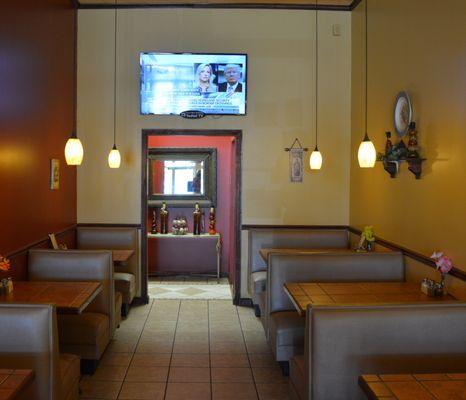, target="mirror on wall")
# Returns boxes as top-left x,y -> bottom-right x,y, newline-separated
148,148 -> 217,207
